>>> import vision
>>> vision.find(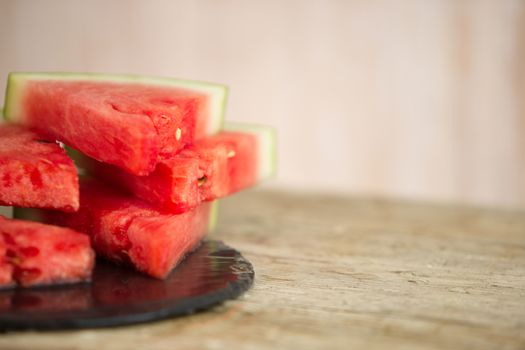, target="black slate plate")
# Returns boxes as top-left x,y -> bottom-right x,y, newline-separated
0,240 -> 254,331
